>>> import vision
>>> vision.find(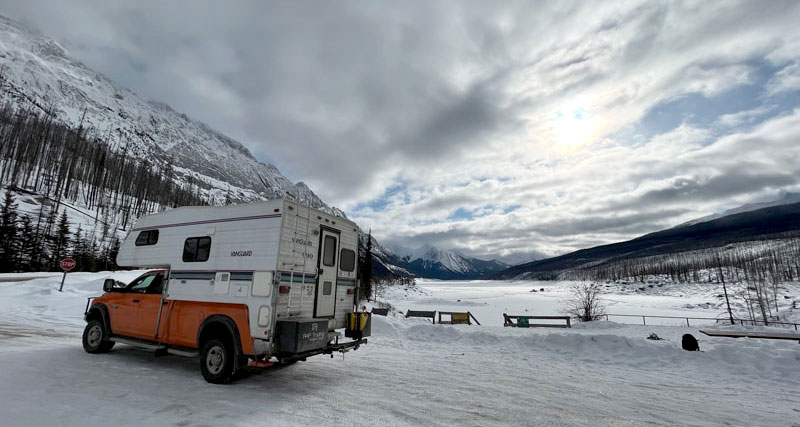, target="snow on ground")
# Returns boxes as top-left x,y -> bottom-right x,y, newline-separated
1,273 -> 800,426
